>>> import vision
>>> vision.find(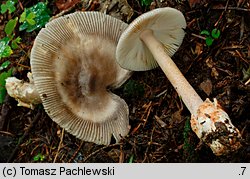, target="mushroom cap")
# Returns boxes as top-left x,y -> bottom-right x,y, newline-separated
30,11 -> 132,145
116,7 -> 187,71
